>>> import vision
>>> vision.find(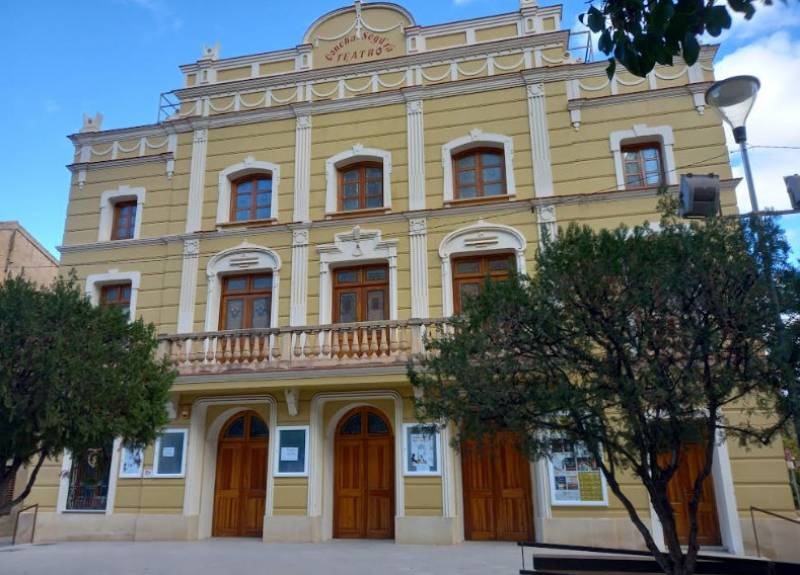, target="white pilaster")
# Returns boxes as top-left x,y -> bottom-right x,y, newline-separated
406,100 -> 426,211
526,83 -> 554,198
177,239 -> 200,333
408,218 -> 429,318
289,226 -> 310,326
186,129 -> 208,233
293,115 -> 312,222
